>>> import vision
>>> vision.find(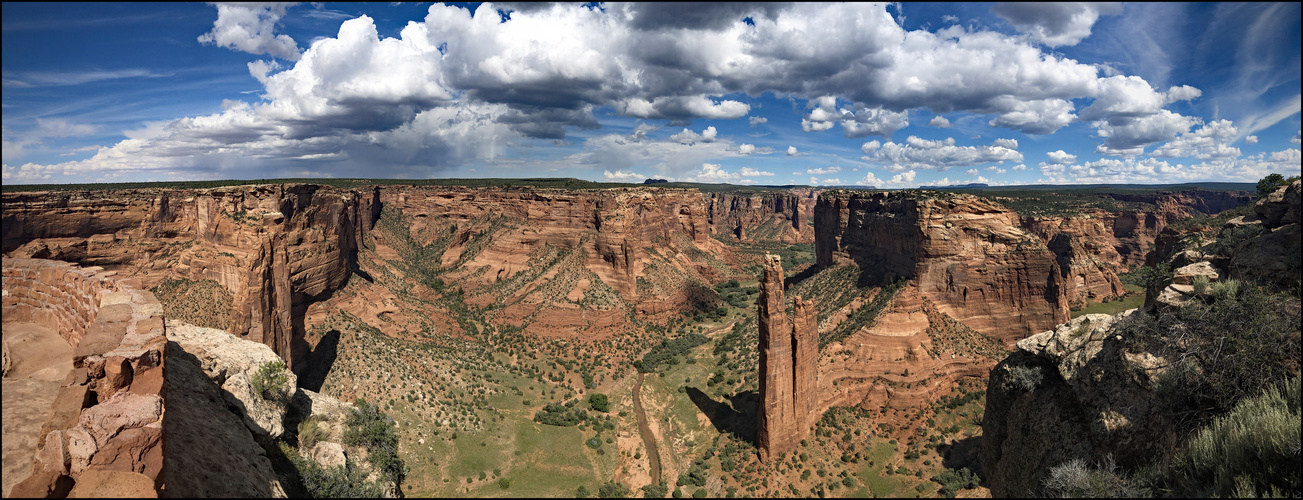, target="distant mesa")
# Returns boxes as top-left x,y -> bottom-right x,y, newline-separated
643,178 -> 669,184
934,183 -> 989,189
